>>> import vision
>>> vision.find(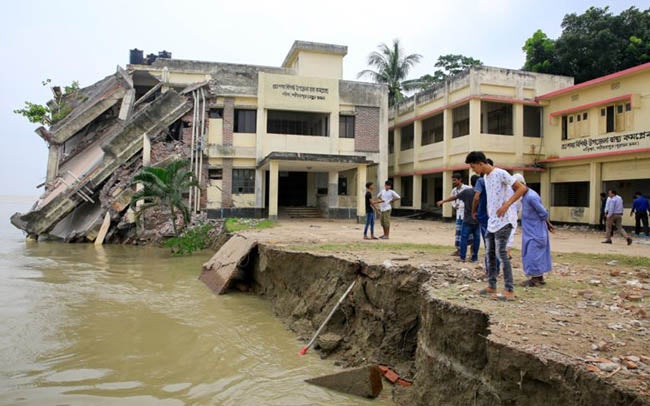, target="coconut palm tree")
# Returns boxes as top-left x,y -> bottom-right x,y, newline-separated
357,39 -> 422,106
130,159 -> 198,236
